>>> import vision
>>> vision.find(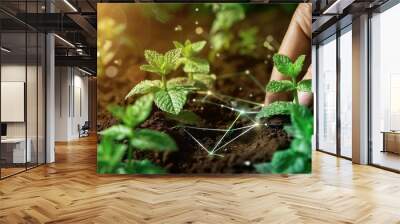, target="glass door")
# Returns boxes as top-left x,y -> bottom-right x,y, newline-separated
339,26 -> 352,159
1,30 -> 28,178
317,35 -> 337,154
